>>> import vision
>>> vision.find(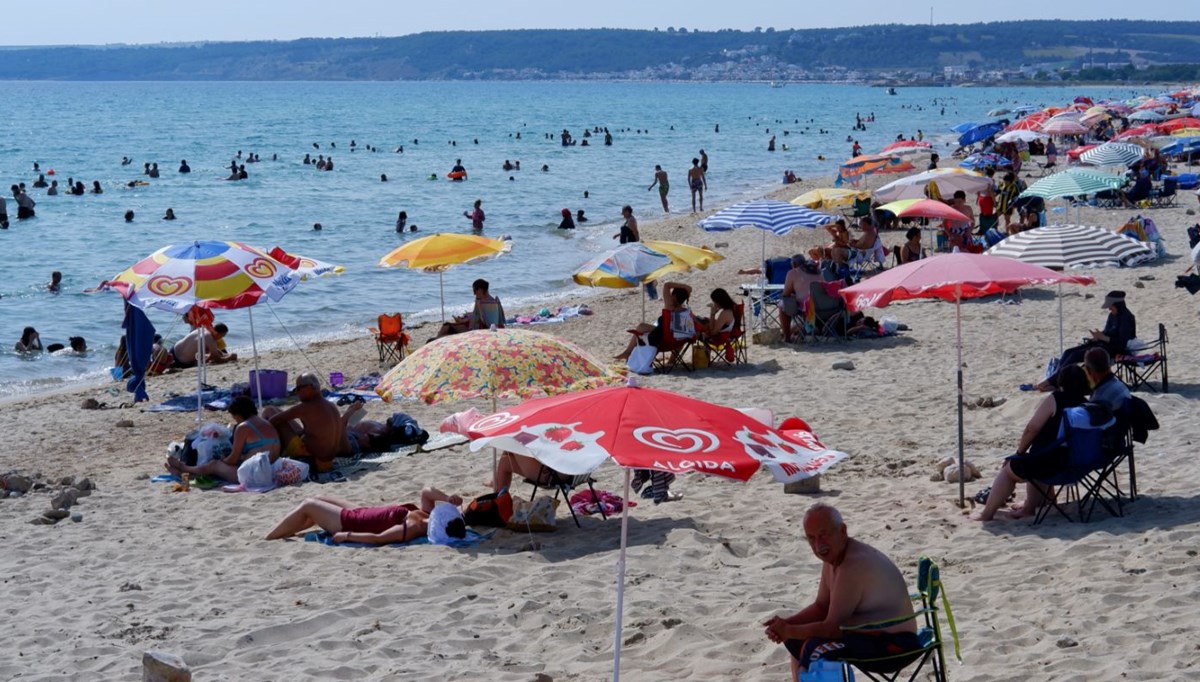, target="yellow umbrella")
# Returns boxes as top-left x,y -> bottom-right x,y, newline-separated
572,243 -> 687,320
791,187 -> 868,211
1170,128 -> 1200,137
641,240 -> 724,271
379,233 -> 511,321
